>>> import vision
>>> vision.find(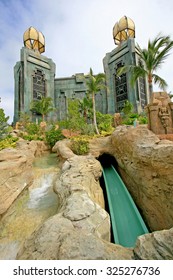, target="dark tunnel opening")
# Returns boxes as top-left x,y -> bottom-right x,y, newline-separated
97,153 -> 119,169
